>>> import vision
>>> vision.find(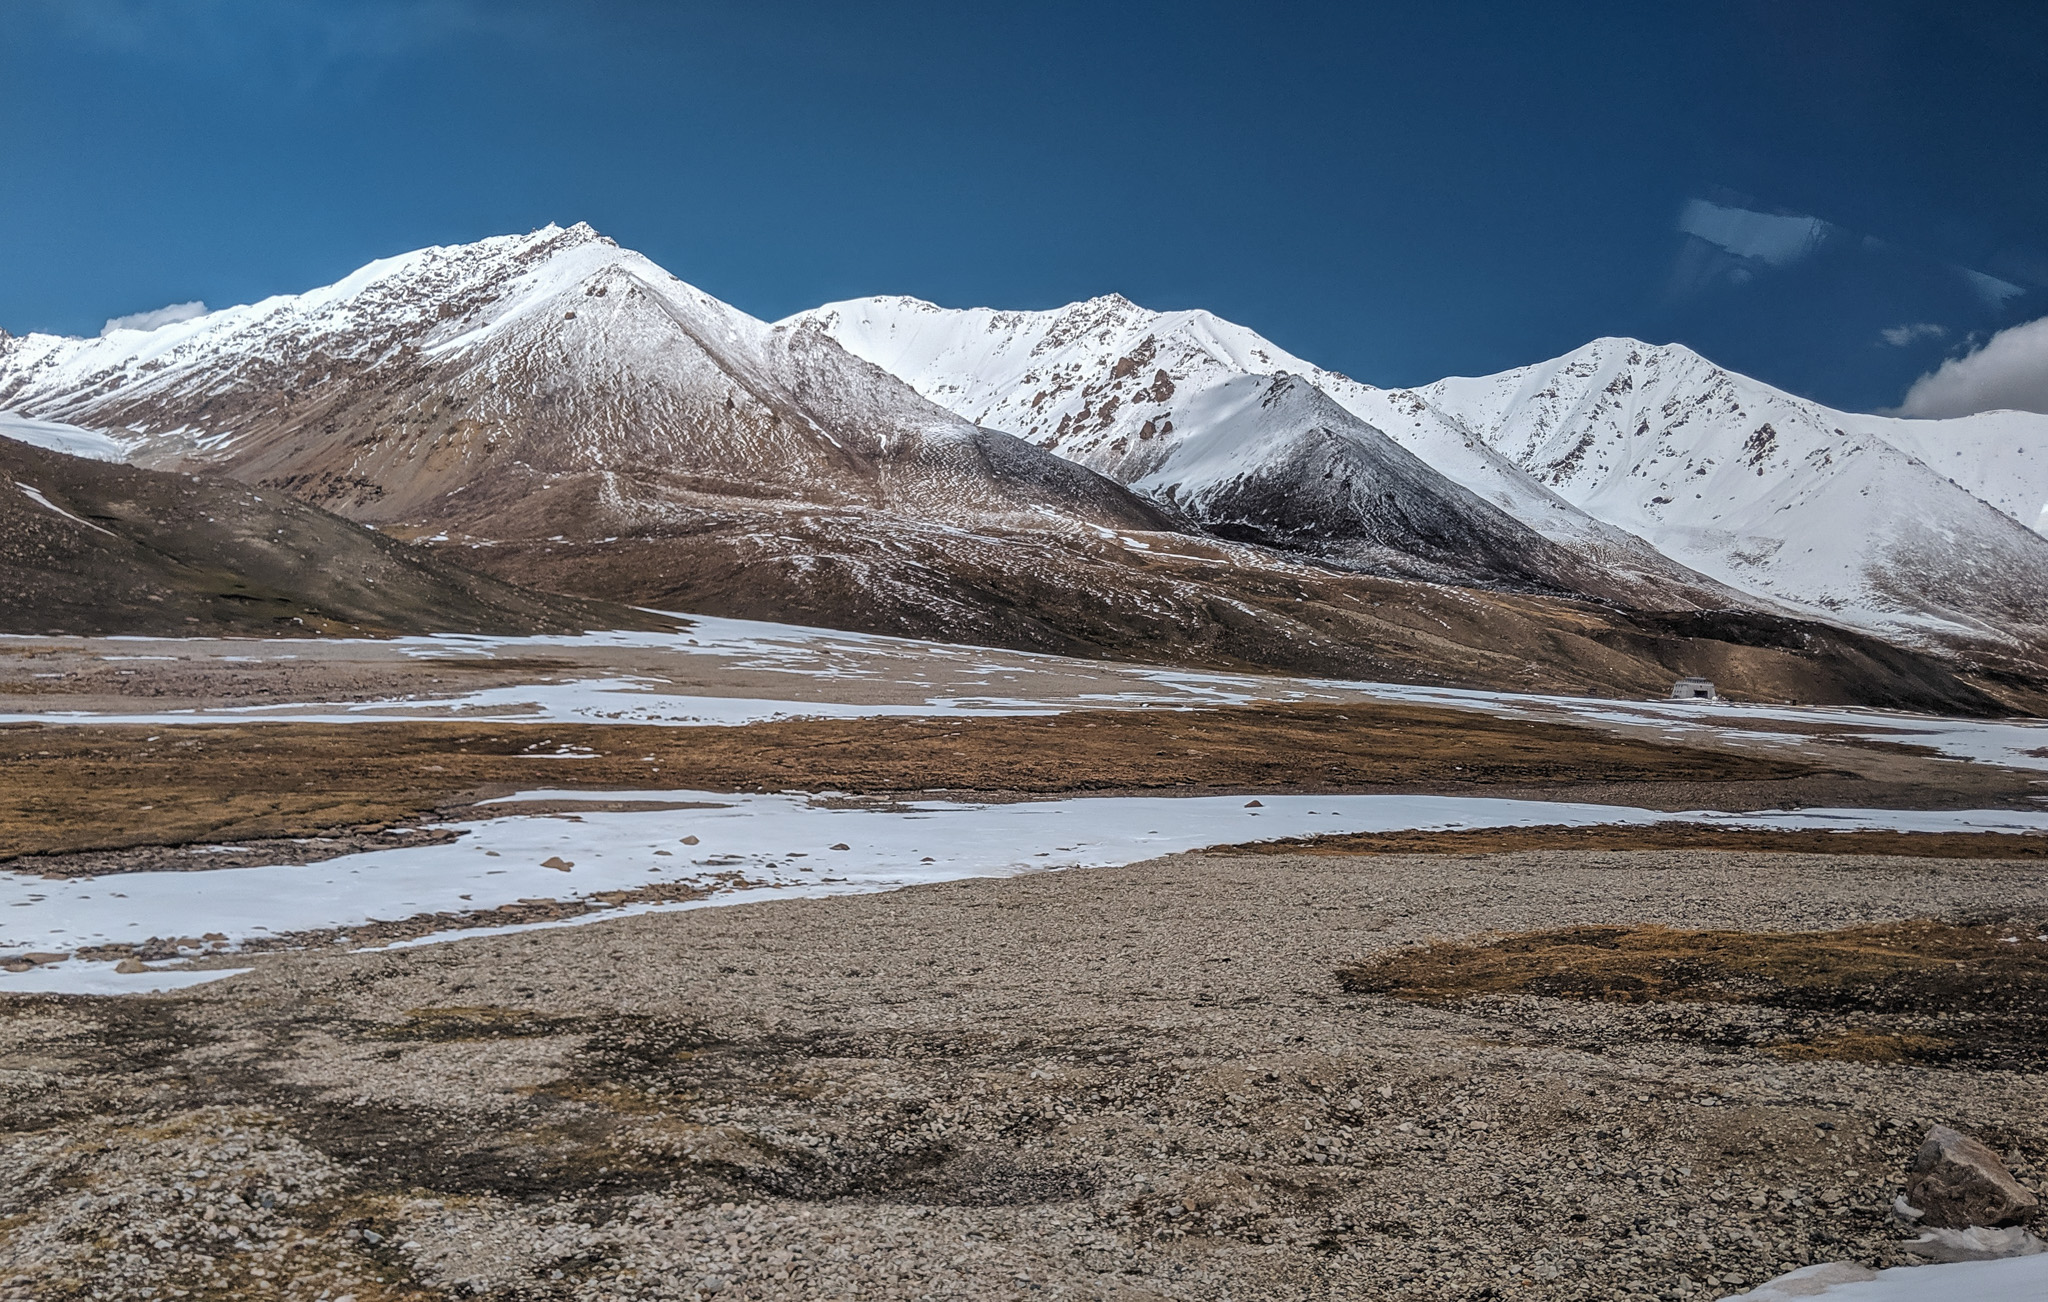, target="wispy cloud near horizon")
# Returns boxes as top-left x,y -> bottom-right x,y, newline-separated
1895,315 -> 2048,417
99,300 -> 209,335
1879,322 -> 1946,348
100,301 -> 209,336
